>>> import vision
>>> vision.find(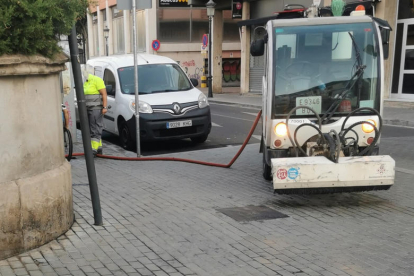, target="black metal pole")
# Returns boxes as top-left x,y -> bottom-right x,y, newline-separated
105,37 -> 108,56
82,36 -> 86,63
208,15 -> 213,98
68,26 -> 103,226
